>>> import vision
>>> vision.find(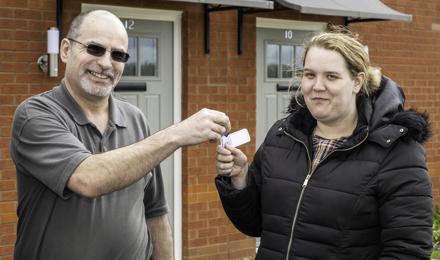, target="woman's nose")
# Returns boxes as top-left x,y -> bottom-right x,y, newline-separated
312,76 -> 326,91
